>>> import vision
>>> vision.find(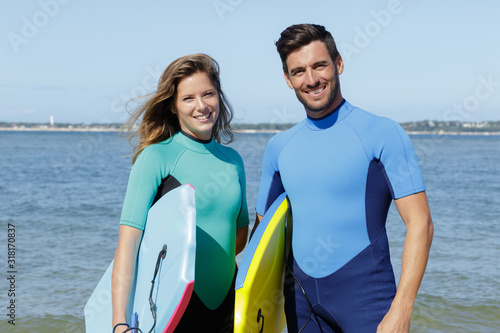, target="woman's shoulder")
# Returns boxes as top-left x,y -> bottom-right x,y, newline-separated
136,137 -> 181,163
214,142 -> 244,165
